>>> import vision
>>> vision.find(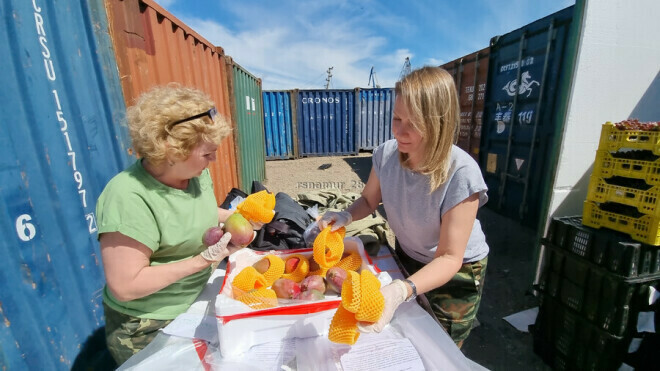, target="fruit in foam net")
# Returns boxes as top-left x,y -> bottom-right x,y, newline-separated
296,289 -> 325,301
272,278 -> 301,299
252,258 -> 270,274
300,275 -> 326,293
223,213 -> 253,247
284,257 -> 300,273
326,266 -> 348,293
201,226 -> 224,247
